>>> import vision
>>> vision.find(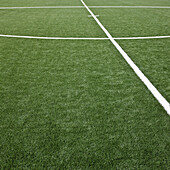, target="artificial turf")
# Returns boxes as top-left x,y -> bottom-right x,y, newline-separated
0,0 -> 82,7
0,9 -> 106,37
0,0 -> 170,169
118,39 -> 170,101
86,0 -> 170,6
92,8 -> 170,37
